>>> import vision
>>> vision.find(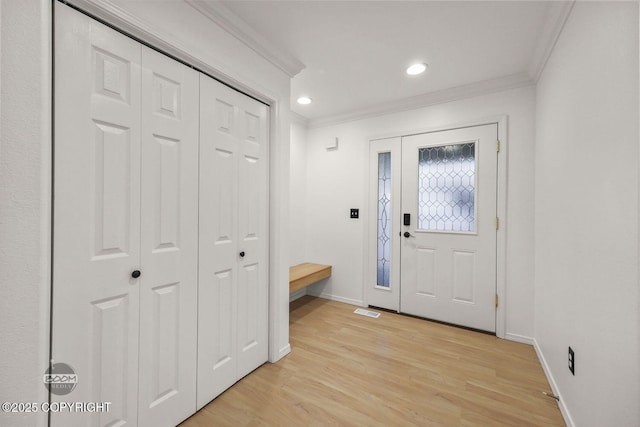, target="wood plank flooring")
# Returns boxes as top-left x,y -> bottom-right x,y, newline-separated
181,296 -> 564,426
